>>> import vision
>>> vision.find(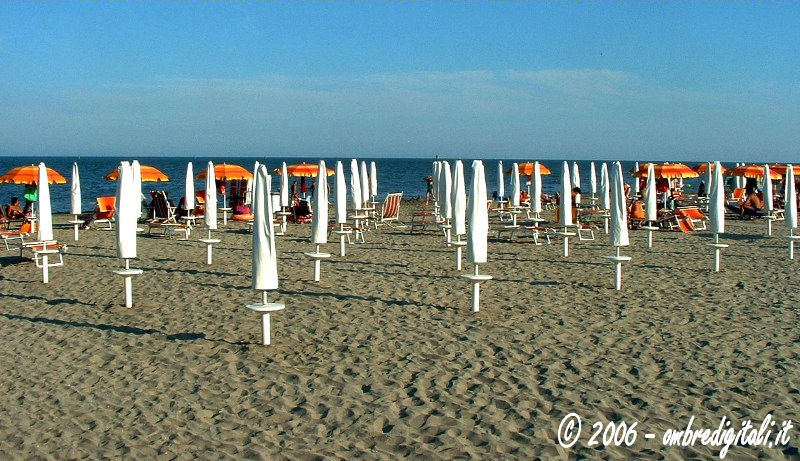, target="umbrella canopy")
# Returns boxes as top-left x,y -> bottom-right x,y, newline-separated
432,161 -> 440,206
763,164 -> 773,212
451,160 -> 467,236
114,162 -> 137,259
709,161 -> 725,234
725,164 -> 782,180
105,165 -> 169,182
589,162 -> 597,195
692,163 -> 726,174
245,161 -> 259,205
510,163 -> 553,175
204,162 -> 218,230
467,160 -> 488,264
644,163 -> 657,222
311,161 -> 329,245
436,161 -> 445,211
252,165 -> 278,291
511,163 -> 521,207
275,162 -> 334,178
70,162 -> 81,215
769,164 -> 788,176
37,164 -> 54,242
131,161 -> 142,211
335,161 -> 347,224
785,165 -> 797,230
197,163 -> 253,180
350,159 -> 362,210
558,161 -> 572,227
600,163 -> 610,210
532,161 -> 543,214
609,162 -> 629,247
441,161 -> 453,220
370,161 -> 378,199
0,165 -> 66,184
572,162 -> 581,189
184,162 -> 195,211
632,161 -> 640,194
497,161 -> 505,198
280,162 -> 289,207
632,162 -> 699,179
360,161 -> 370,205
